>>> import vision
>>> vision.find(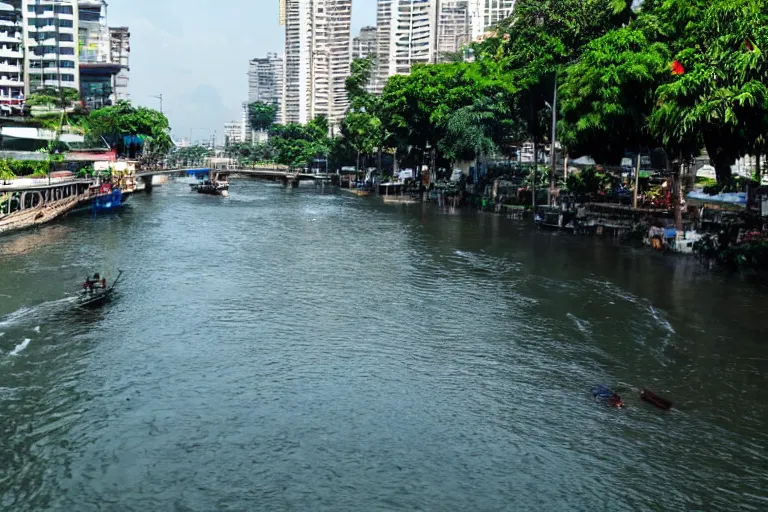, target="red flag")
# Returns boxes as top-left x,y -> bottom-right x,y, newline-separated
670,60 -> 685,75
